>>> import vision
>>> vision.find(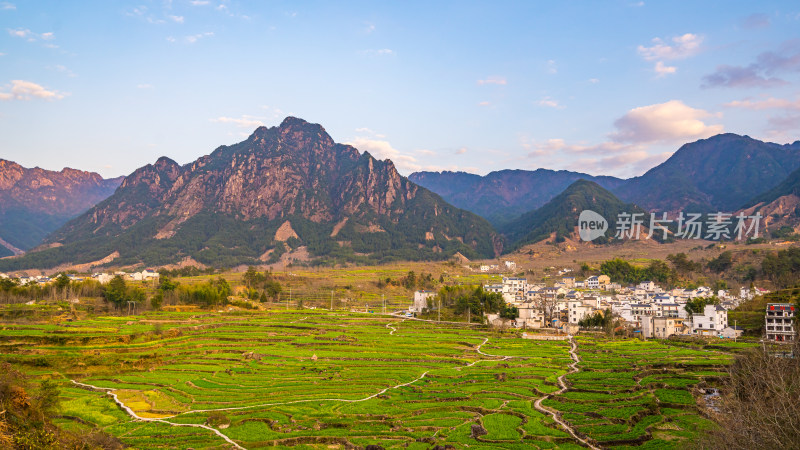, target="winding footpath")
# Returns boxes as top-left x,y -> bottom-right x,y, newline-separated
69,318 -> 487,449
71,380 -> 246,450
533,336 -> 600,450
71,319 -> 595,449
